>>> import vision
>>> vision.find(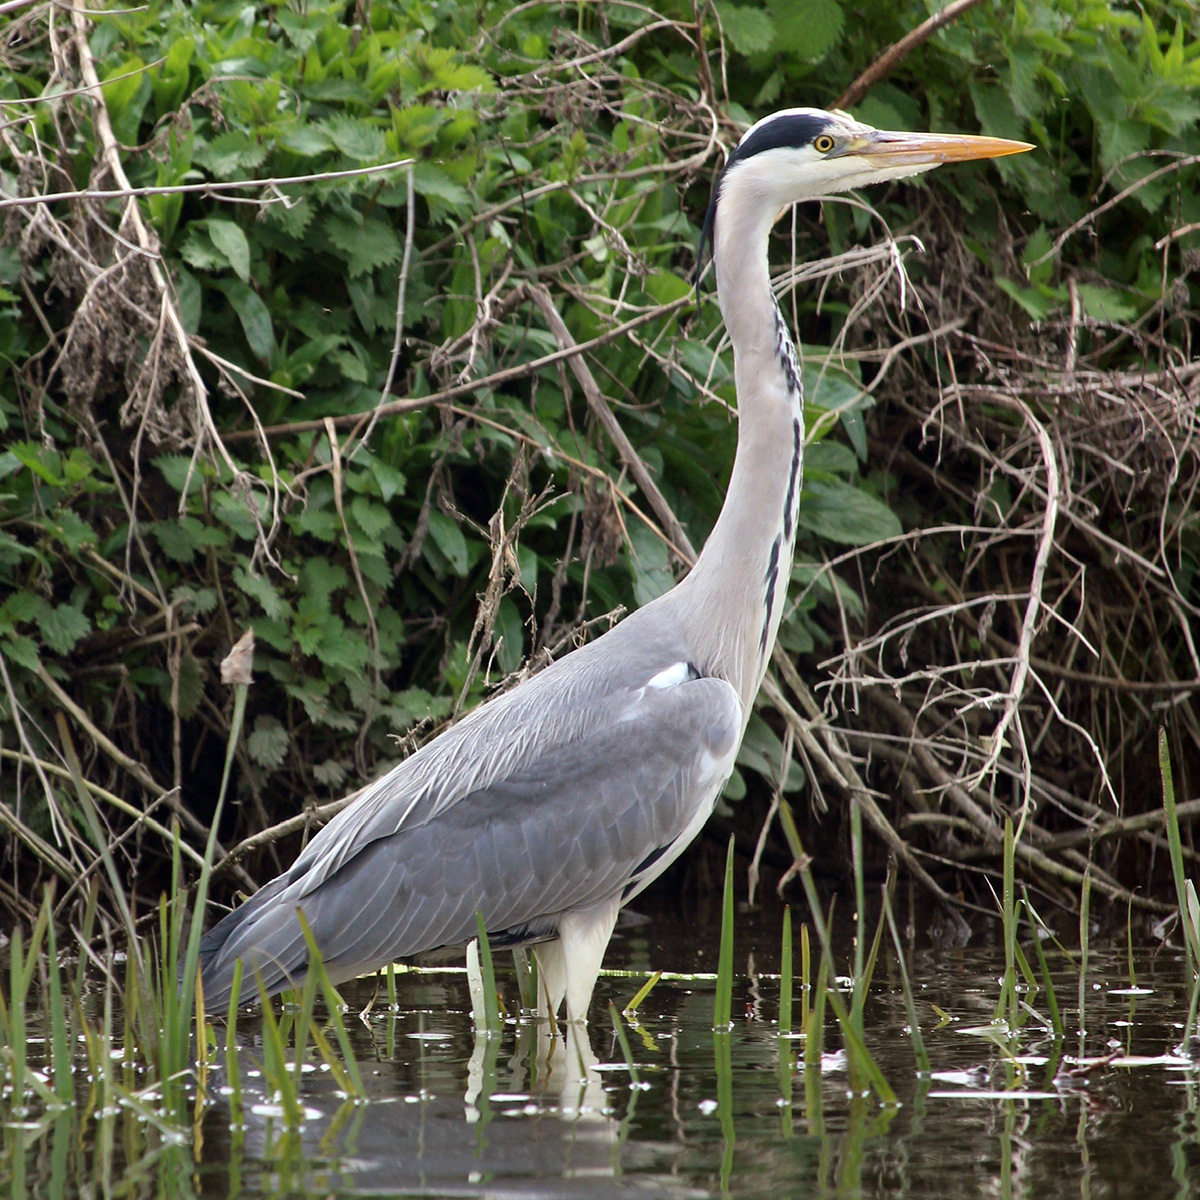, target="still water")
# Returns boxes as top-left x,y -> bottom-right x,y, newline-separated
12,901 -> 1200,1198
